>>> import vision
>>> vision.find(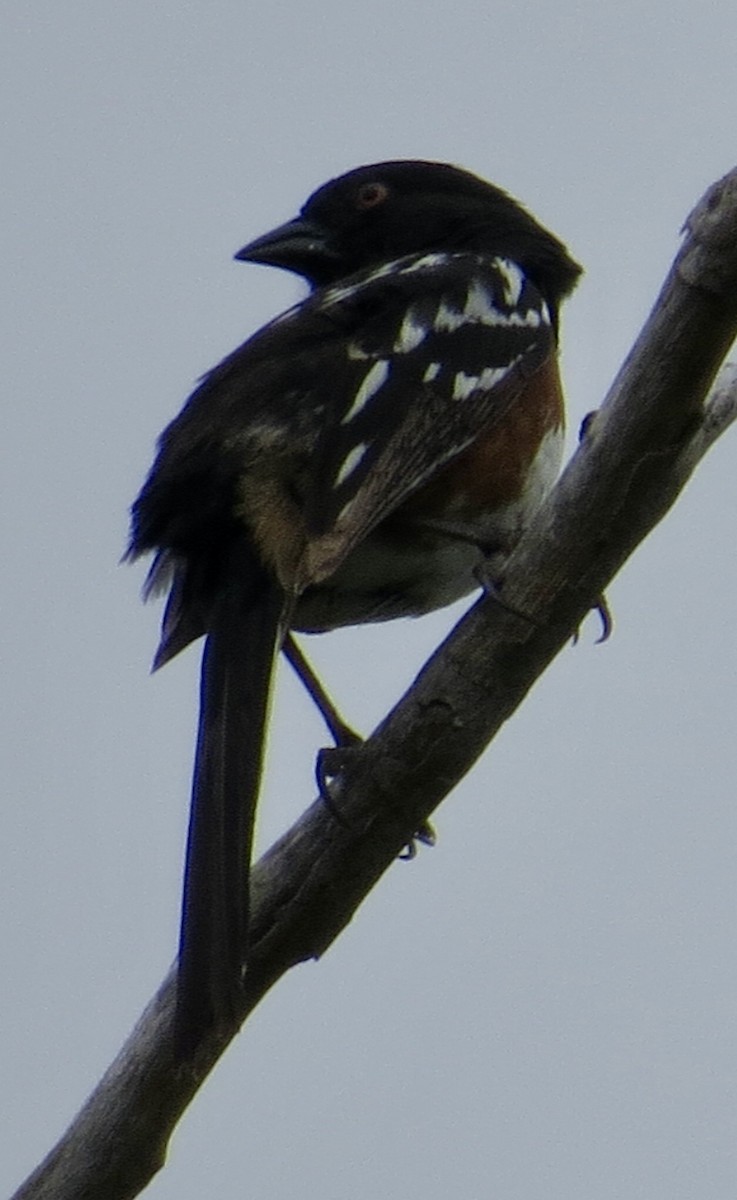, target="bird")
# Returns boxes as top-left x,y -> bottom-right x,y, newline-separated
127,160 -> 582,1058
